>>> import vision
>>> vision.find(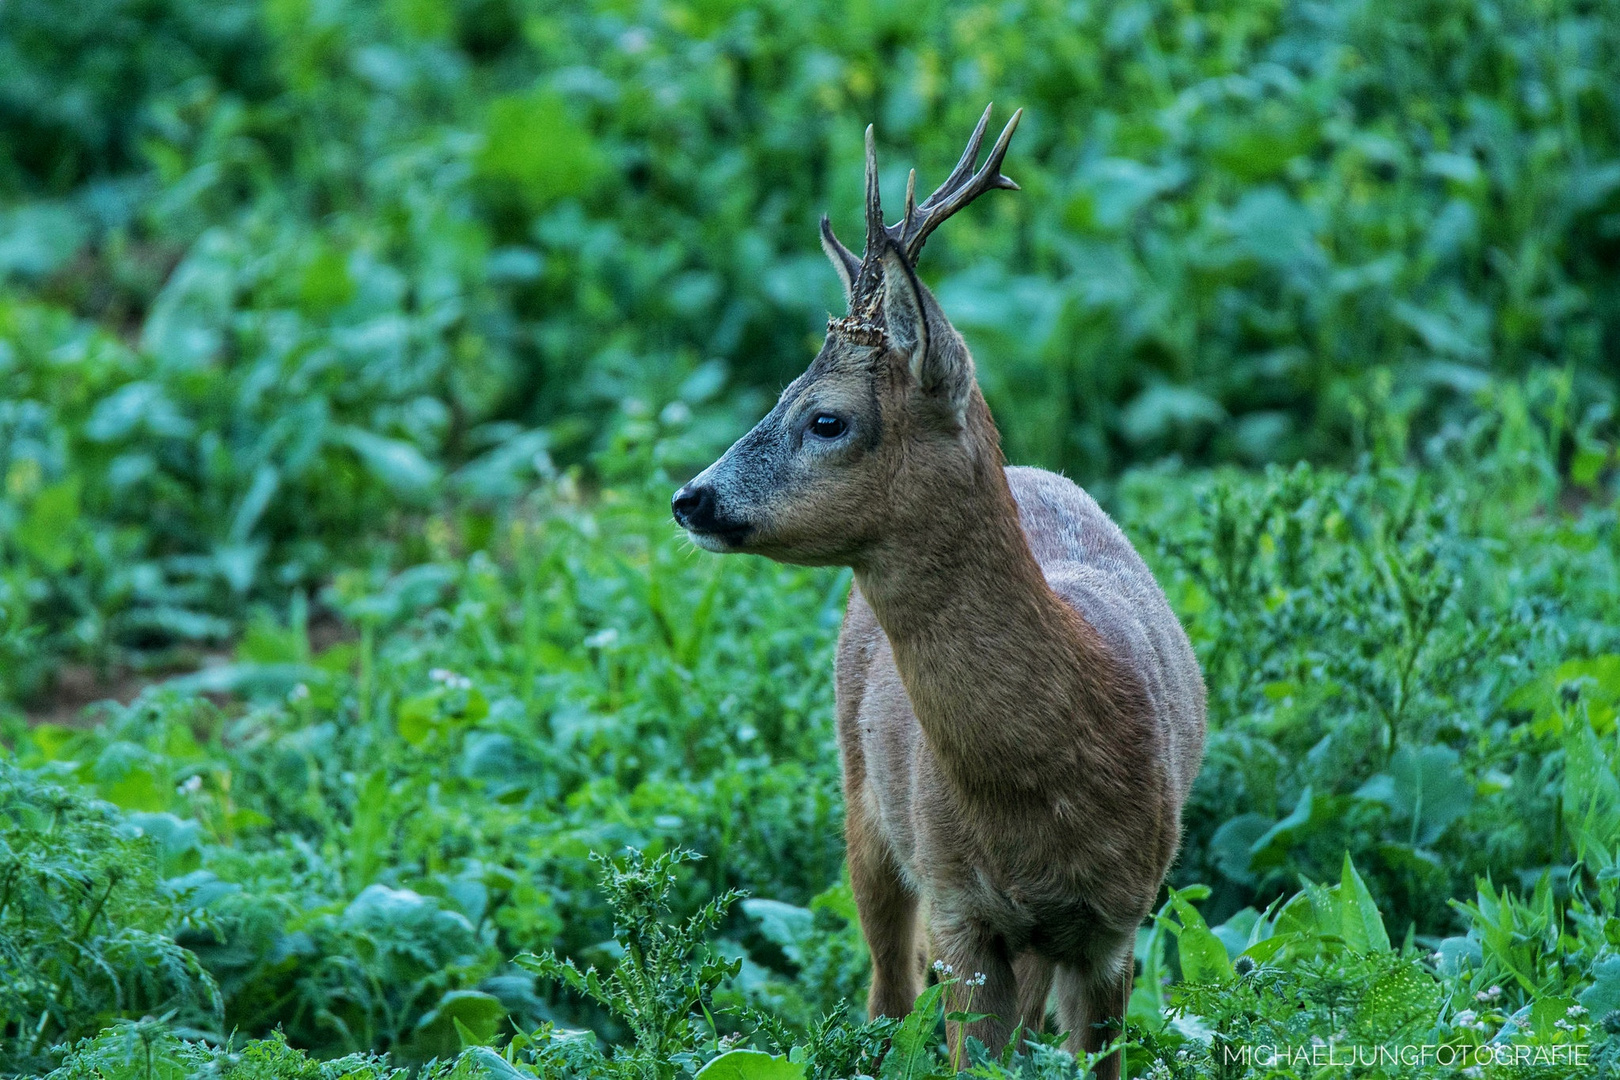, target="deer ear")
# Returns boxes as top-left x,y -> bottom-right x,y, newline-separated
879,243 -> 929,371
820,217 -> 859,303
880,244 -> 971,420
